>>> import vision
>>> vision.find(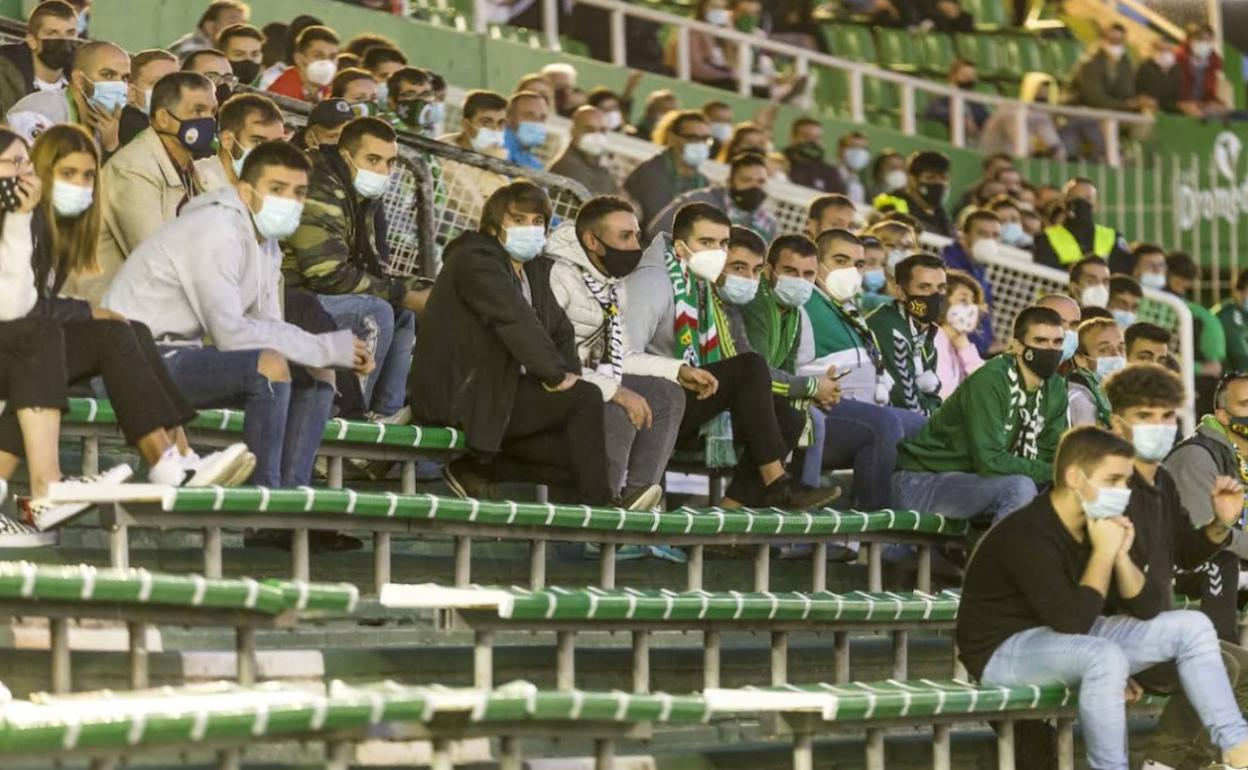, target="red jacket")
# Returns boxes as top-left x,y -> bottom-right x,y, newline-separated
266,67 -> 329,103
1176,42 -> 1222,104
